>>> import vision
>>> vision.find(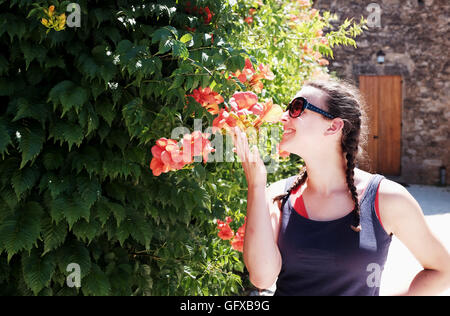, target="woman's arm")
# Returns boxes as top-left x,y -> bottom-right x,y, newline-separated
244,183 -> 282,289
230,126 -> 282,289
379,180 -> 450,295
